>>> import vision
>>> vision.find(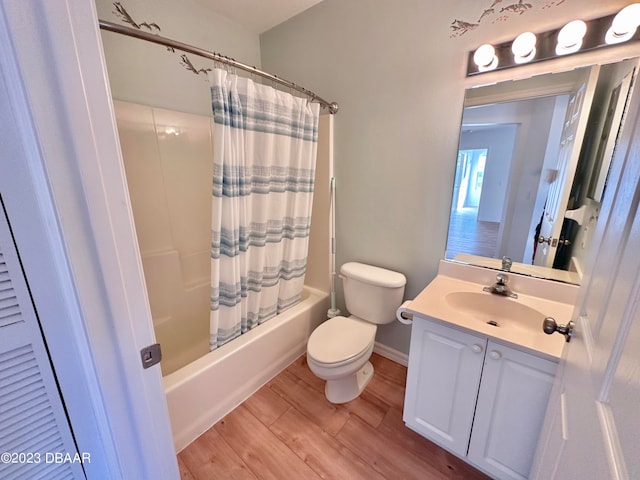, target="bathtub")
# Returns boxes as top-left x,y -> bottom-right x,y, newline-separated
163,286 -> 330,452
